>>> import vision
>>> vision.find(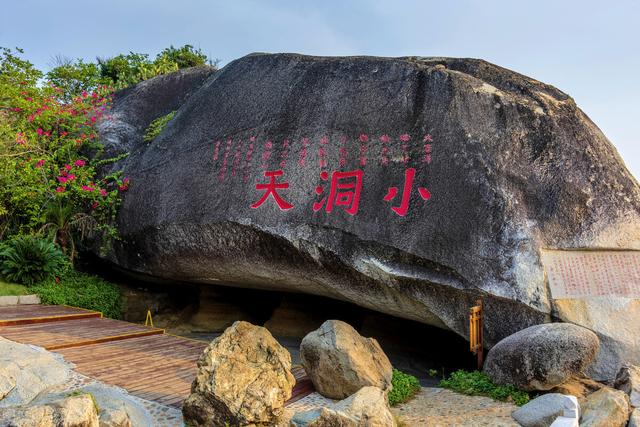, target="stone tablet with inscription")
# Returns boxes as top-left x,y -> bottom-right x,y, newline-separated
542,250 -> 640,299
